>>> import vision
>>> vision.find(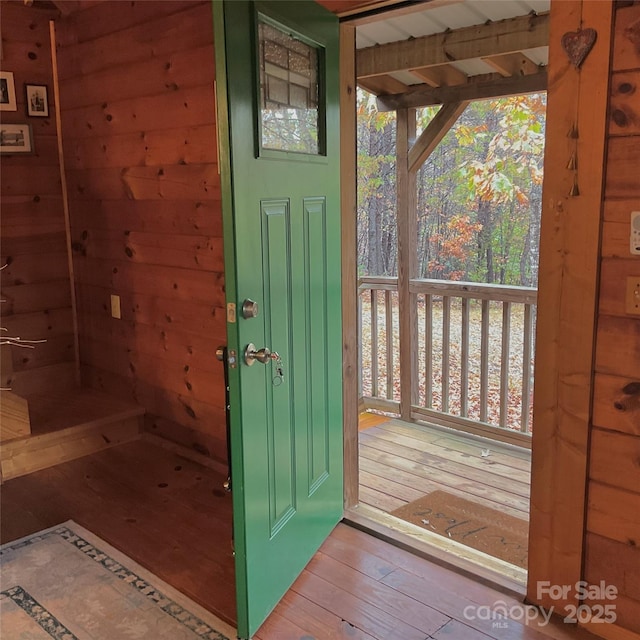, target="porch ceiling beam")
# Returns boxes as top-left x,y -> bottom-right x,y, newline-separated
358,74 -> 409,95
481,52 -> 540,78
377,69 -> 547,111
357,12 -> 549,78
408,101 -> 468,173
409,64 -> 468,88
